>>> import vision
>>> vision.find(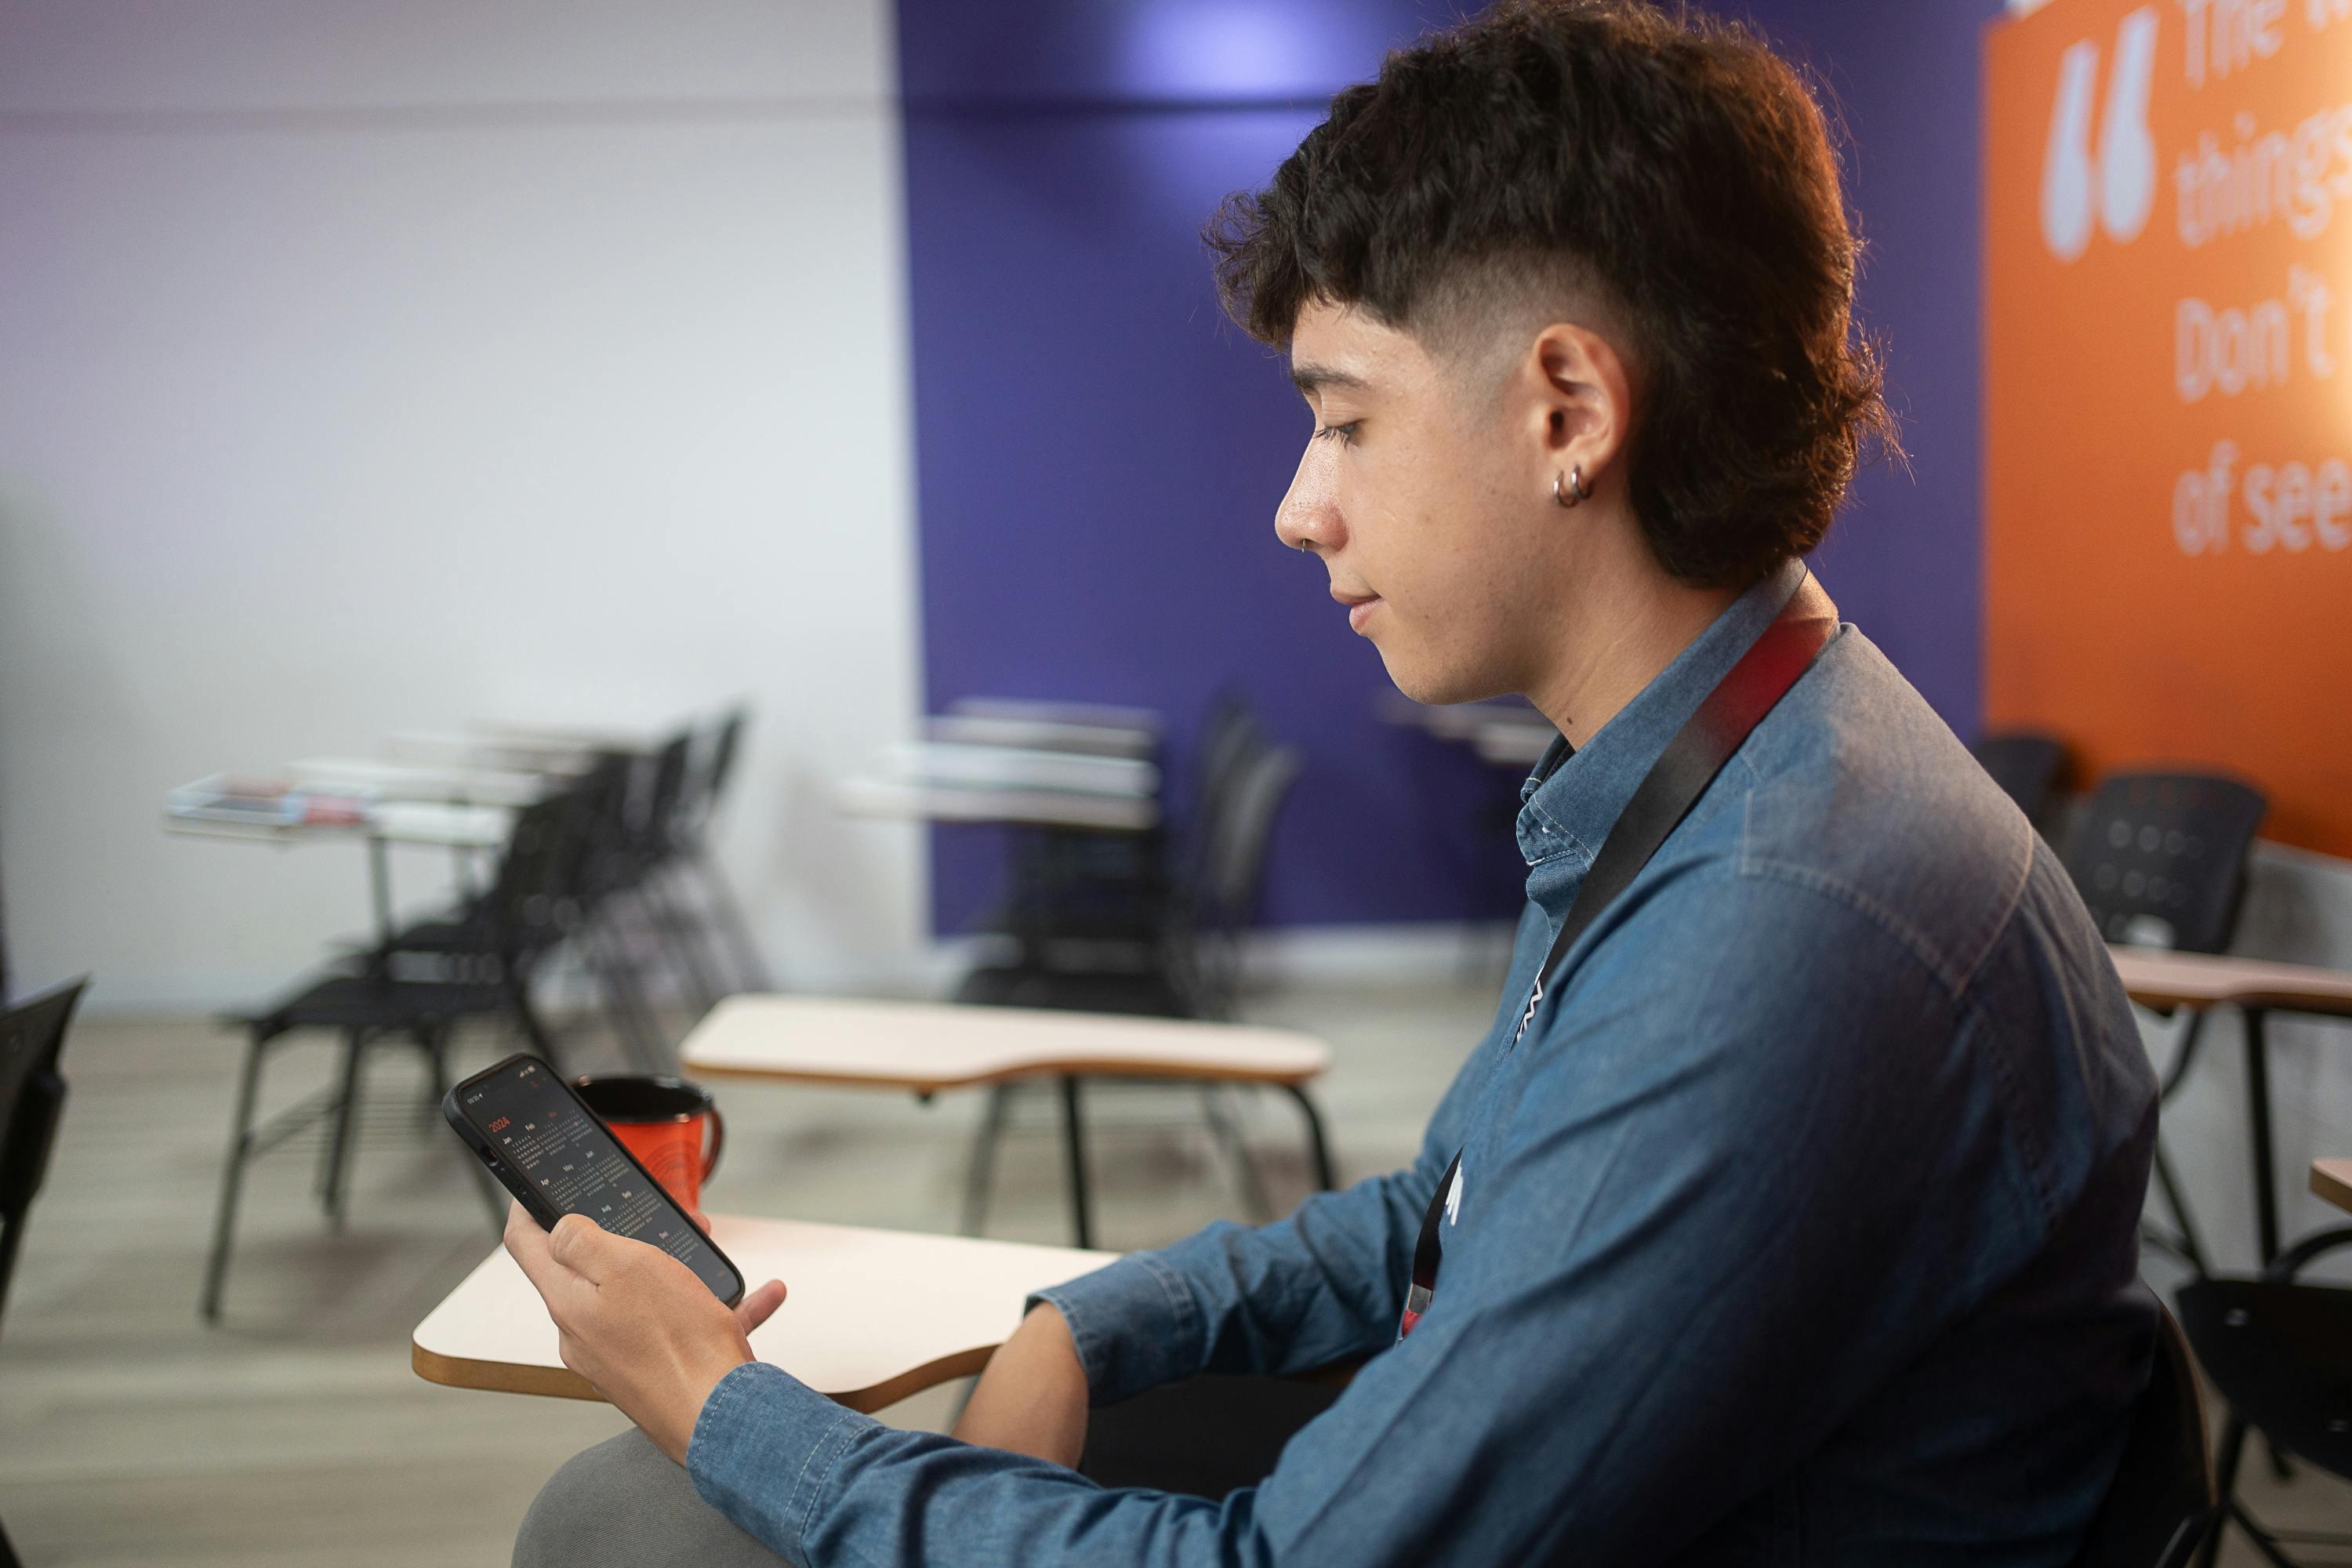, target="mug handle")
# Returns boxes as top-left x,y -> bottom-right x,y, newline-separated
701,1105 -> 726,1182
